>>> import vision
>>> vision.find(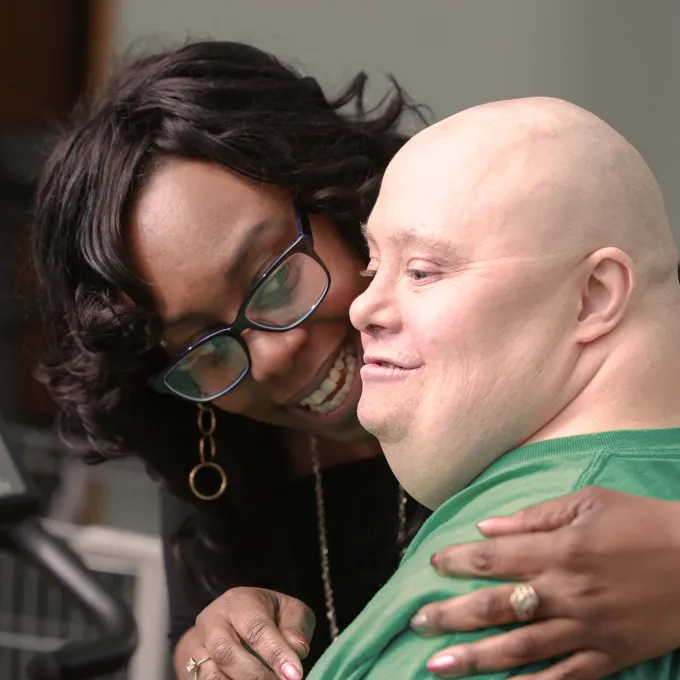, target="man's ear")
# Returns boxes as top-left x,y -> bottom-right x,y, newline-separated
574,247 -> 635,344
